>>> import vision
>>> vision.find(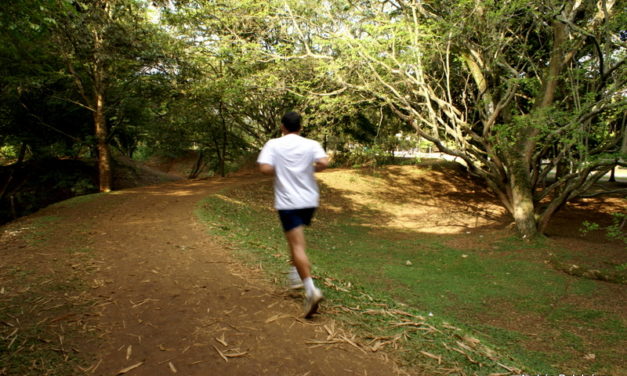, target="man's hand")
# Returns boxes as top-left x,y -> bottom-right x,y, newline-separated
259,163 -> 275,175
314,157 -> 329,172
